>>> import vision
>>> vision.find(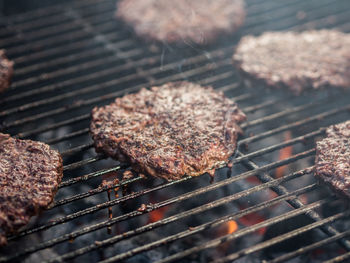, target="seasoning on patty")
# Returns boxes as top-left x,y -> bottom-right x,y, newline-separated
116,0 -> 245,45
315,121 -> 350,199
233,30 -> 350,94
90,82 -> 246,181
0,134 -> 63,246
